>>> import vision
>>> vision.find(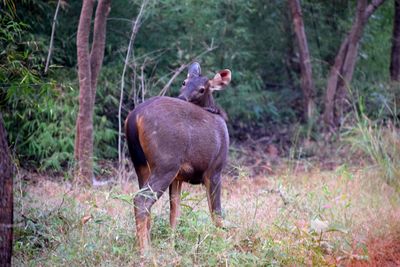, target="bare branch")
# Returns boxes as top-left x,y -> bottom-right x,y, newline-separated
118,0 -> 149,166
364,0 -> 386,20
158,64 -> 187,96
140,59 -> 147,102
44,0 -> 62,74
158,42 -> 217,96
